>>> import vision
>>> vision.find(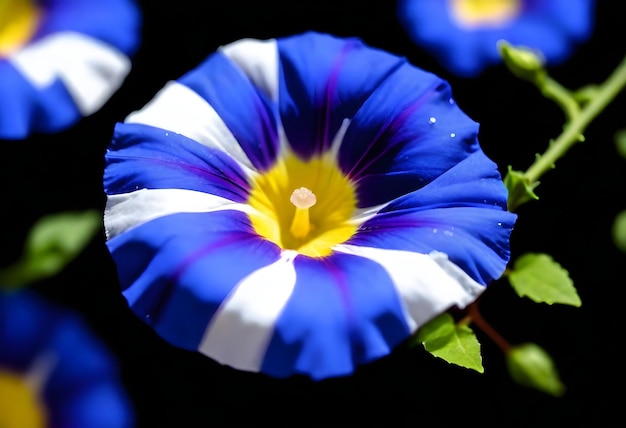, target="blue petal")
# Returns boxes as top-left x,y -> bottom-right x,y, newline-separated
107,211 -> 280,351
35,0 -> 141,55
544,0 -> 596,41
350,152 -> 516,285
56,382 -> 134,428
277,31 -> 406,158
104,123 -> 250,202
0,61 -> 80,138
0,290 -> 57,370
355,209 -> 515,287
339,64 -> 479,207
500,0 -> 596,64
398,0 -> 596,77
178,51 -> 279,171
398,0 -> 488,76
492,8 -> 571,64
45,319 -> 132,428
0,291 -> 134,428
378,150 -> 509,212
0,0 -> 140,139
262,254 -> 410,379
